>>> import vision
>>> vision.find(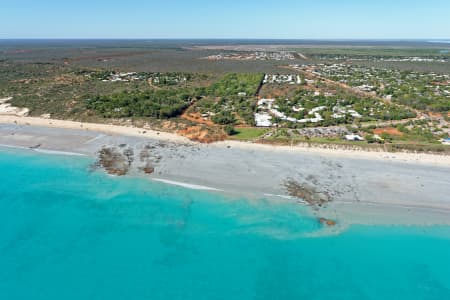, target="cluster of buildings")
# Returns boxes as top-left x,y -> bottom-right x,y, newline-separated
101,72 -> 141,82
148,75 -> 187,85
254,94 -> 366,127
204,51 -> 296,61
98,72 -> 188,86
254,98 -> 325,127
259,51 -> 296,61
332,105 -> 362,119
379,57 -> 448,63
263,74 -> 302,85
314,56 -> 448,63
295,126 -> 351,138
303,63 -> 450,100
